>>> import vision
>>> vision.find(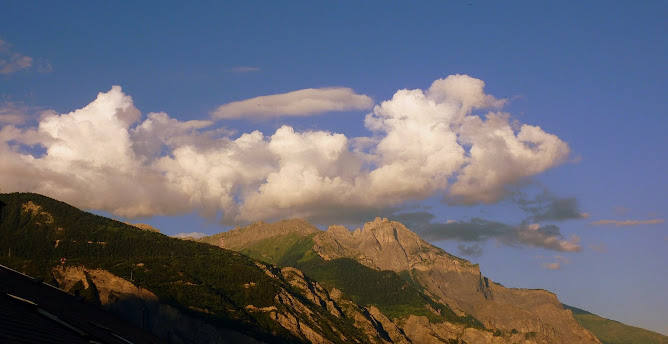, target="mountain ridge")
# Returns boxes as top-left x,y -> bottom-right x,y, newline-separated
199,217 -> 601,343
2,192 -> 664,343
203,217 -> 668,343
